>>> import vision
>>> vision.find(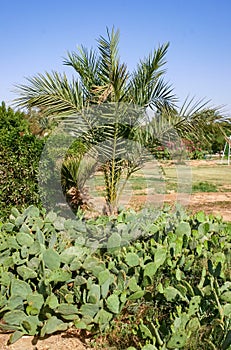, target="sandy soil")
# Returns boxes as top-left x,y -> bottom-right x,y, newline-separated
129,191 -> 231,222
0,330 -> 92,350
